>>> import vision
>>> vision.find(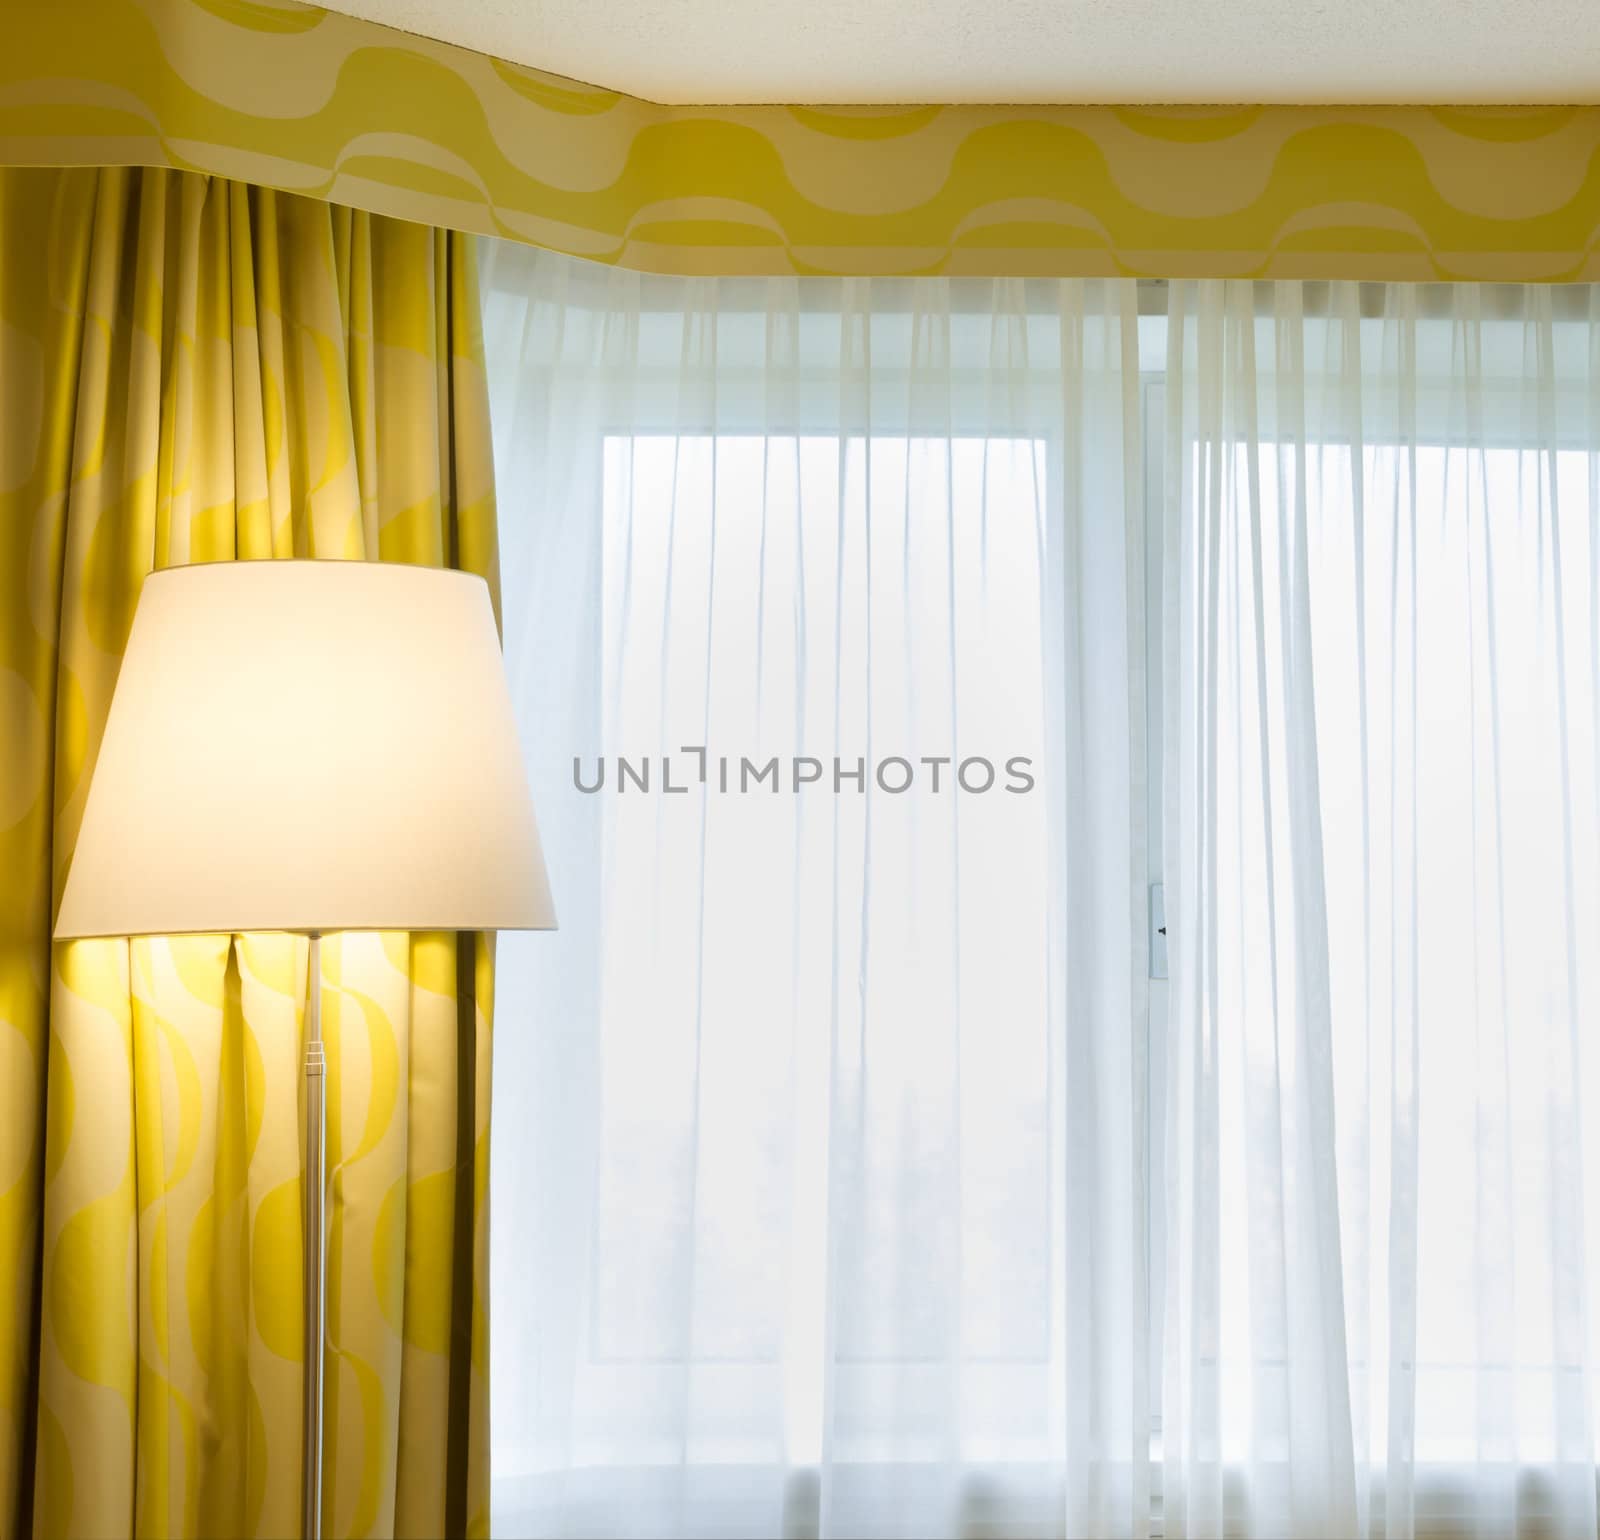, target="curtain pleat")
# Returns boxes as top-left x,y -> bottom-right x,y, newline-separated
1163,279 -> 1600,1540
479,247 -> 1151,1539
0,165 -> 498,1540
